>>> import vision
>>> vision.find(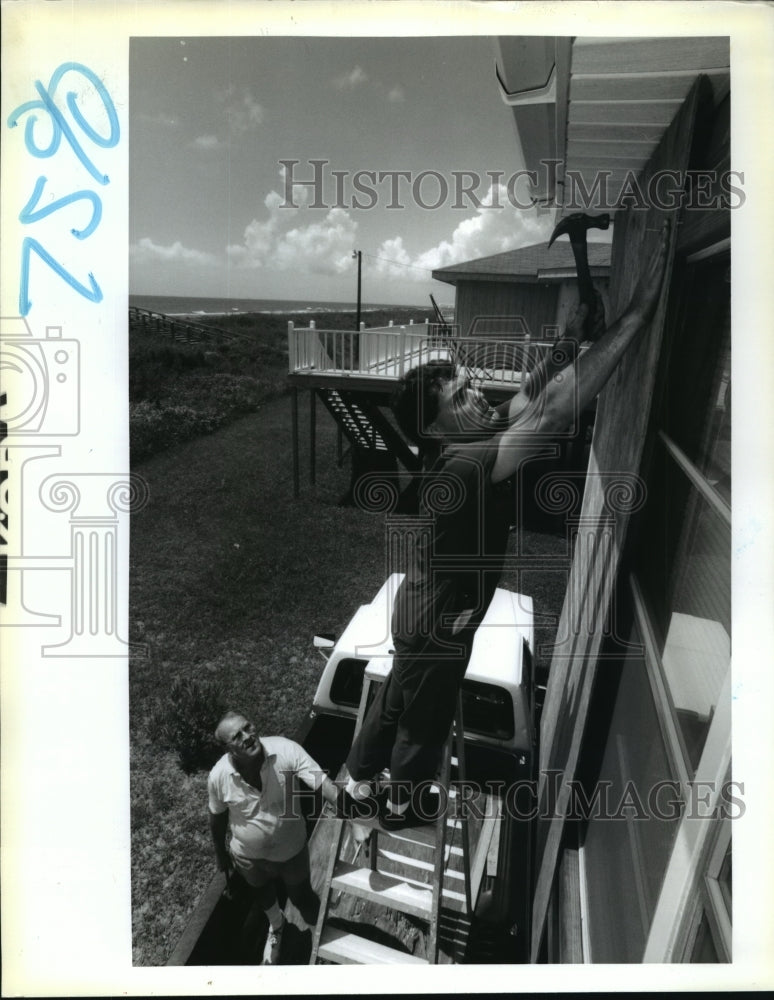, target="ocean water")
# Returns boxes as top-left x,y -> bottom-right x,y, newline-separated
129,294 -> 443,318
